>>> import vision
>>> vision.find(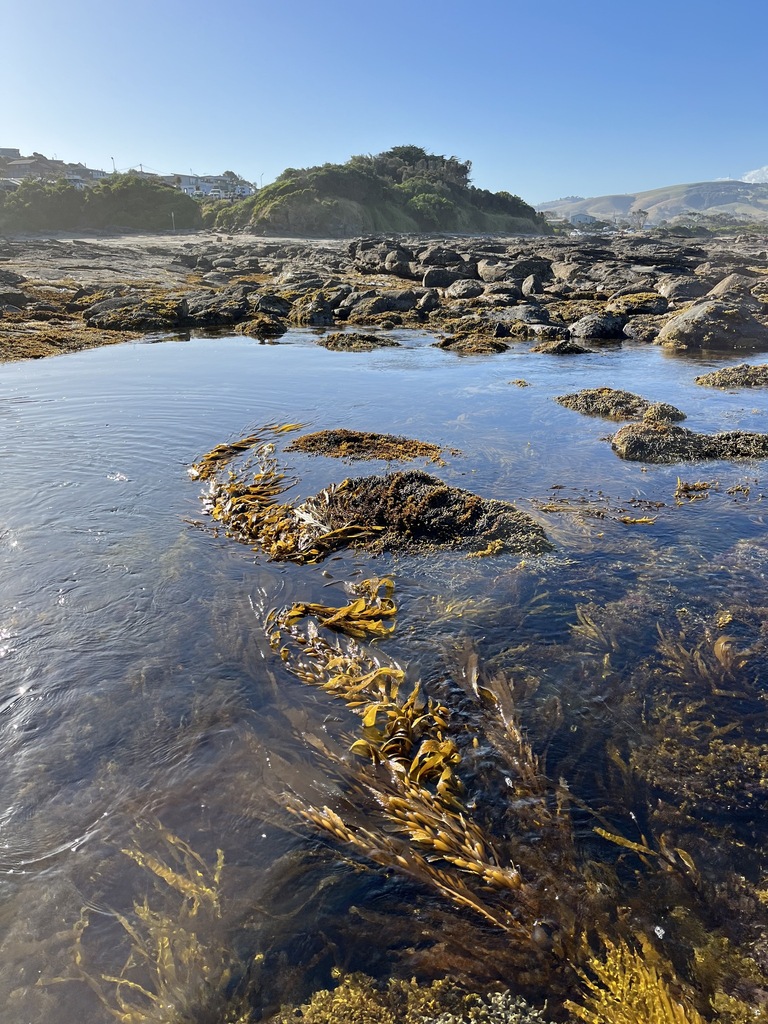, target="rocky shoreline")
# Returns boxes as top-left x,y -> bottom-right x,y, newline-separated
1,230 -> 768,361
